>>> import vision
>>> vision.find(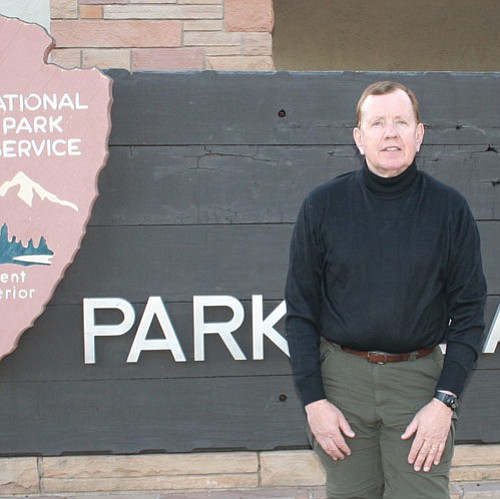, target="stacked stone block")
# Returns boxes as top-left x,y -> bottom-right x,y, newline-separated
2,447 -> 500,496
49,0 -> 274,71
